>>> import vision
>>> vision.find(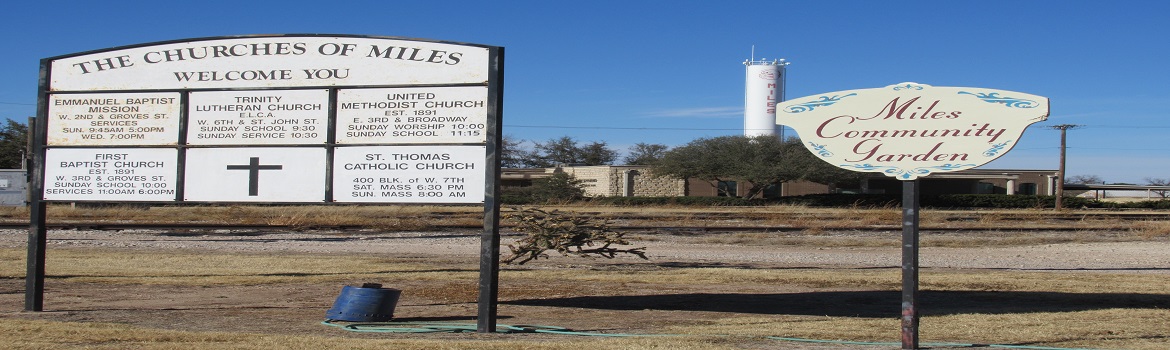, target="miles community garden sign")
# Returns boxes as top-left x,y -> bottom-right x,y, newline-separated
777,82 -> 1050,349
779,82 -> 1049,180
27,34 -> 506,332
